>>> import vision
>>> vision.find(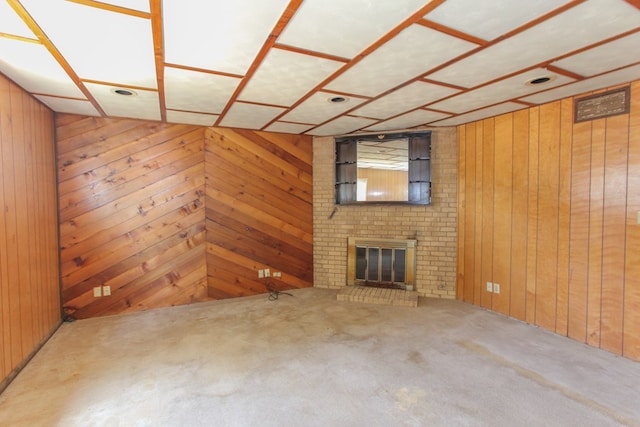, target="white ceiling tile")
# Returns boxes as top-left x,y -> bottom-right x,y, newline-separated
100,0 -> 150,13
325,25 -> 477,97
264,122 -> 314,134
238,49 -> 343,106
281,92 -> 369,125
427,0 -> 640,88
425,0 -> 570,41
163,0 -> 289,75
429,68 -> 574,114
430,102 -> 525,126
363,110 -> 450,132
0,38 -> 85,98
85,82 -> 160,121
521,64 -> 640,105
278,0 -> 430,58
0,1 -> 36,38
166,110 -> 218,127
351,81 -> 460,119
552,32 -> 640,77
20,0 -> 157,88
307,116 -> 377,136
164,67 -> 240,114
219,103 -> 286,130
34,95 -> 100,116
